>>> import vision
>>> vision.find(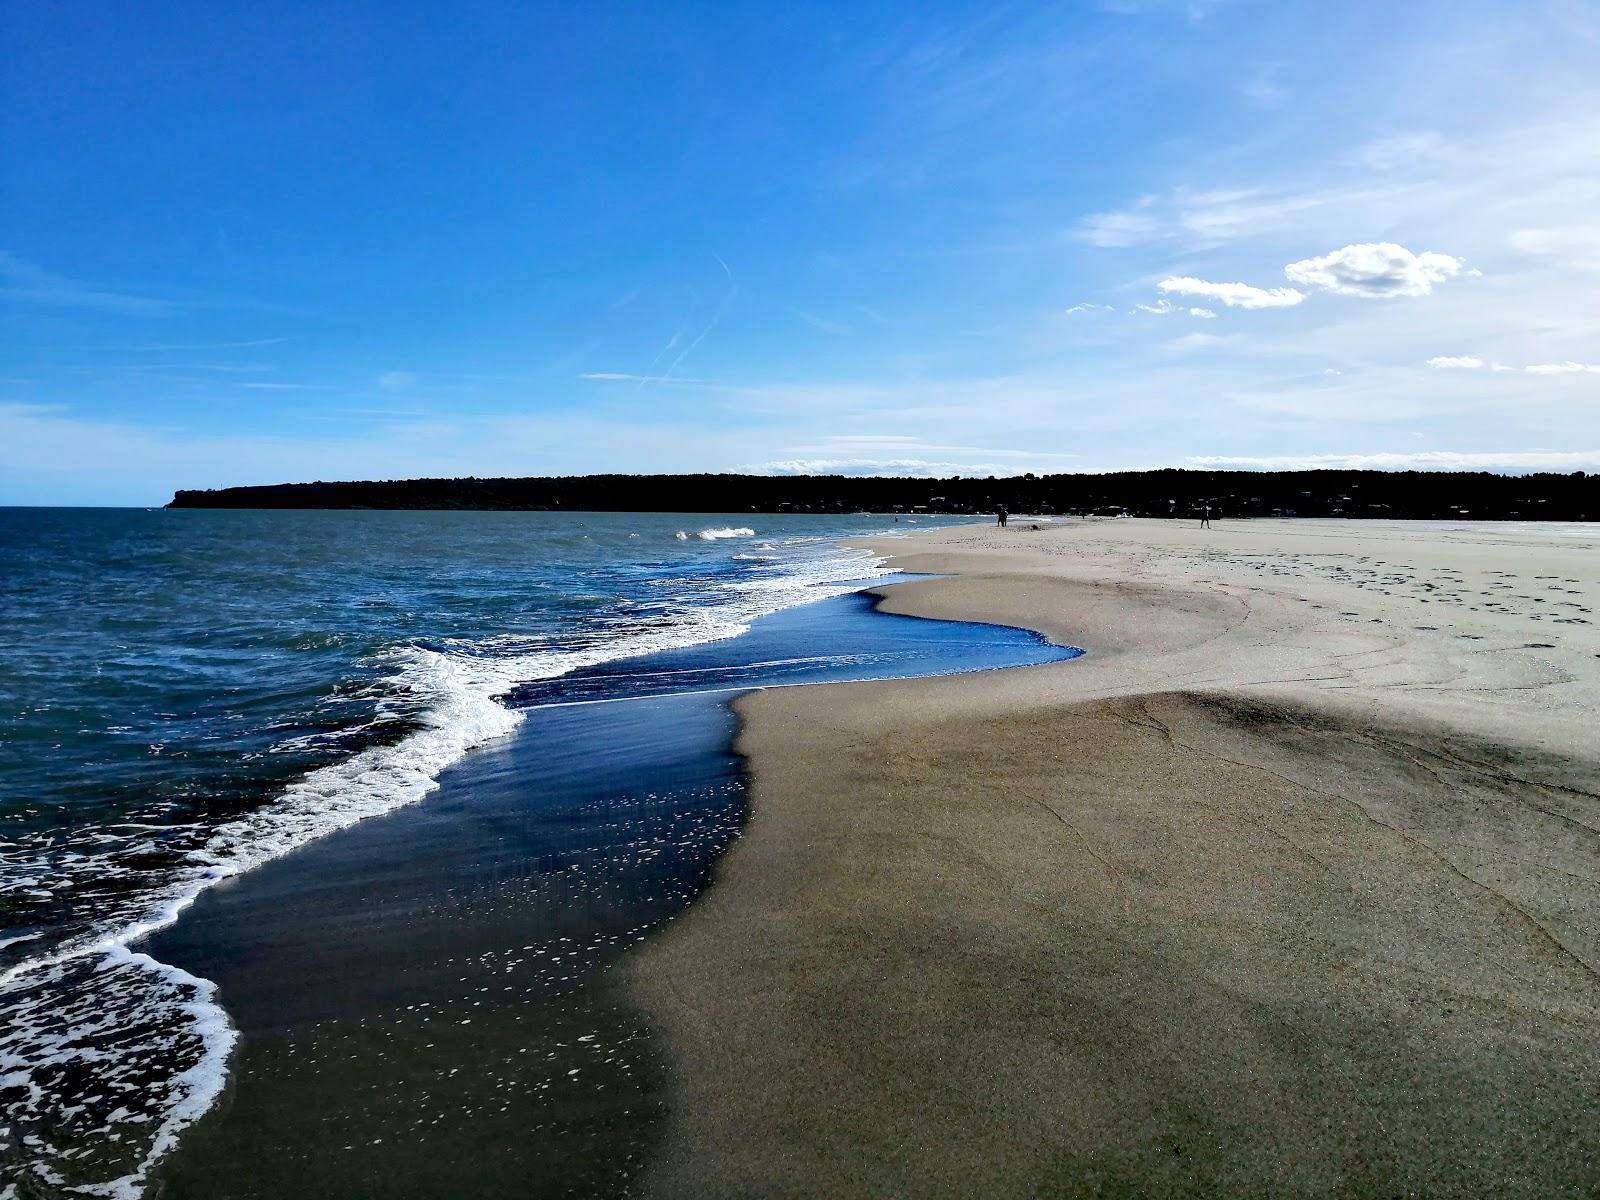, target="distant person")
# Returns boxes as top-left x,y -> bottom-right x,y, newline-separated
1200,504 -> 1212,530
996,507 -> 1008,528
